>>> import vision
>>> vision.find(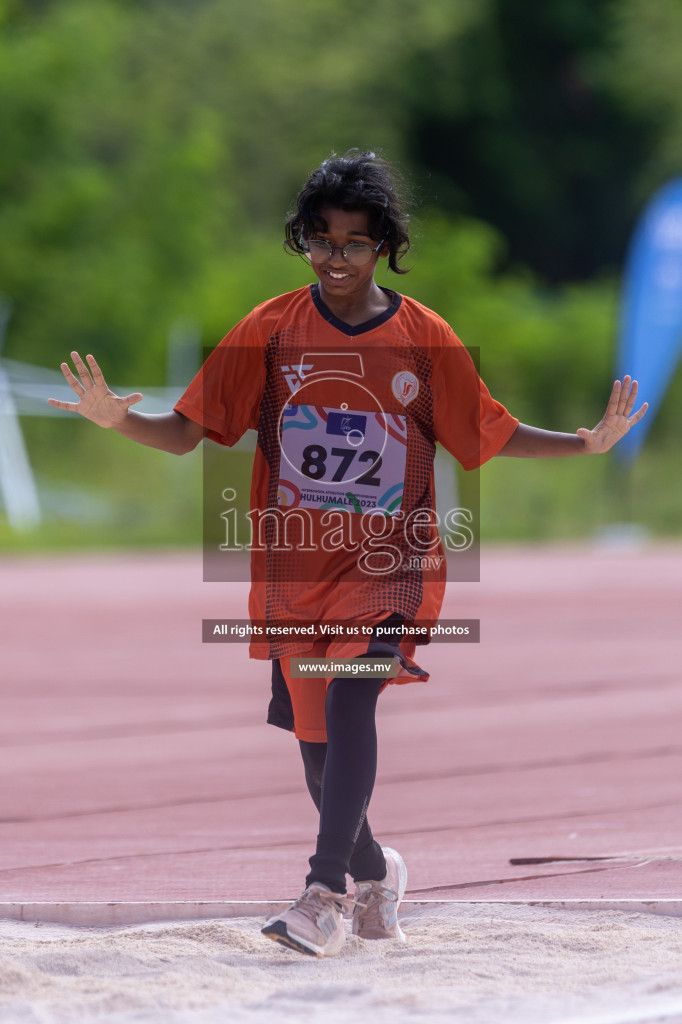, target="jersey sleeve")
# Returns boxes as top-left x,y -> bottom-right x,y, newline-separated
174,312 -> 267,447
431,330 -> 518,470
